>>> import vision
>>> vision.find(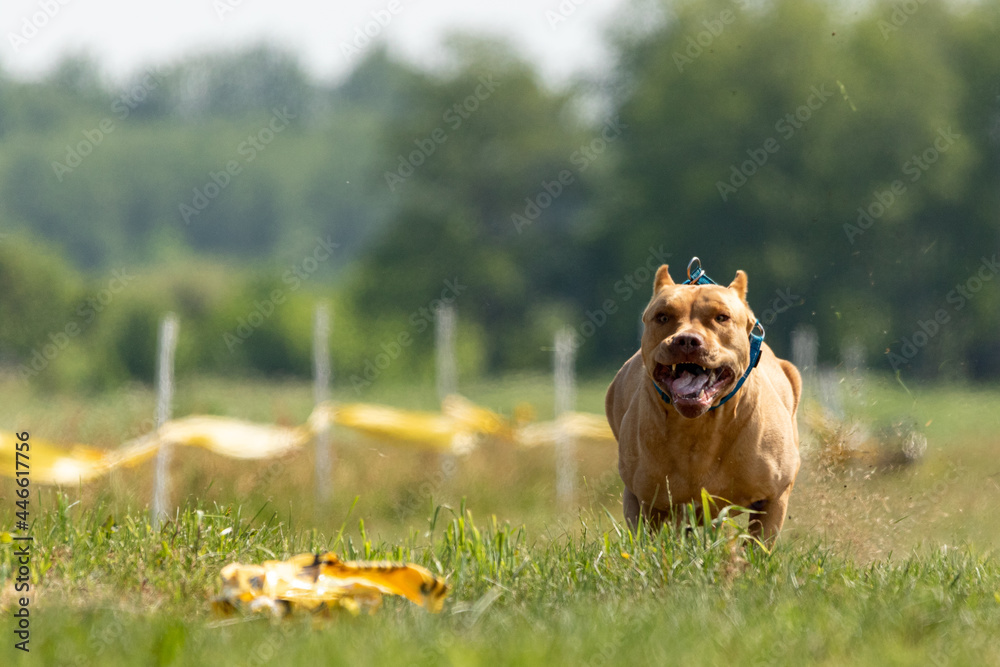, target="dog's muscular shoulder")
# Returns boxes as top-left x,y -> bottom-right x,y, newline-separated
605,263 -> 801,542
